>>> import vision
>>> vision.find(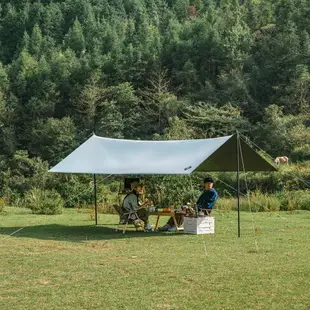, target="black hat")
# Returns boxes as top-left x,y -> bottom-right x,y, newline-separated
204,177 -> 214,183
